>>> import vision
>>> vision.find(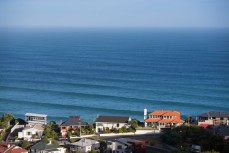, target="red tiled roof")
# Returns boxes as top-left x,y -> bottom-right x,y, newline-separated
149,110 -> 167,116
158,119 -> 173,123
11,147 -> 28,153
144,118 -> 161,123
0,142 -> 28,153
172,117 -> 184,123
162,111 -> 180,116
149,110 -> 180,117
